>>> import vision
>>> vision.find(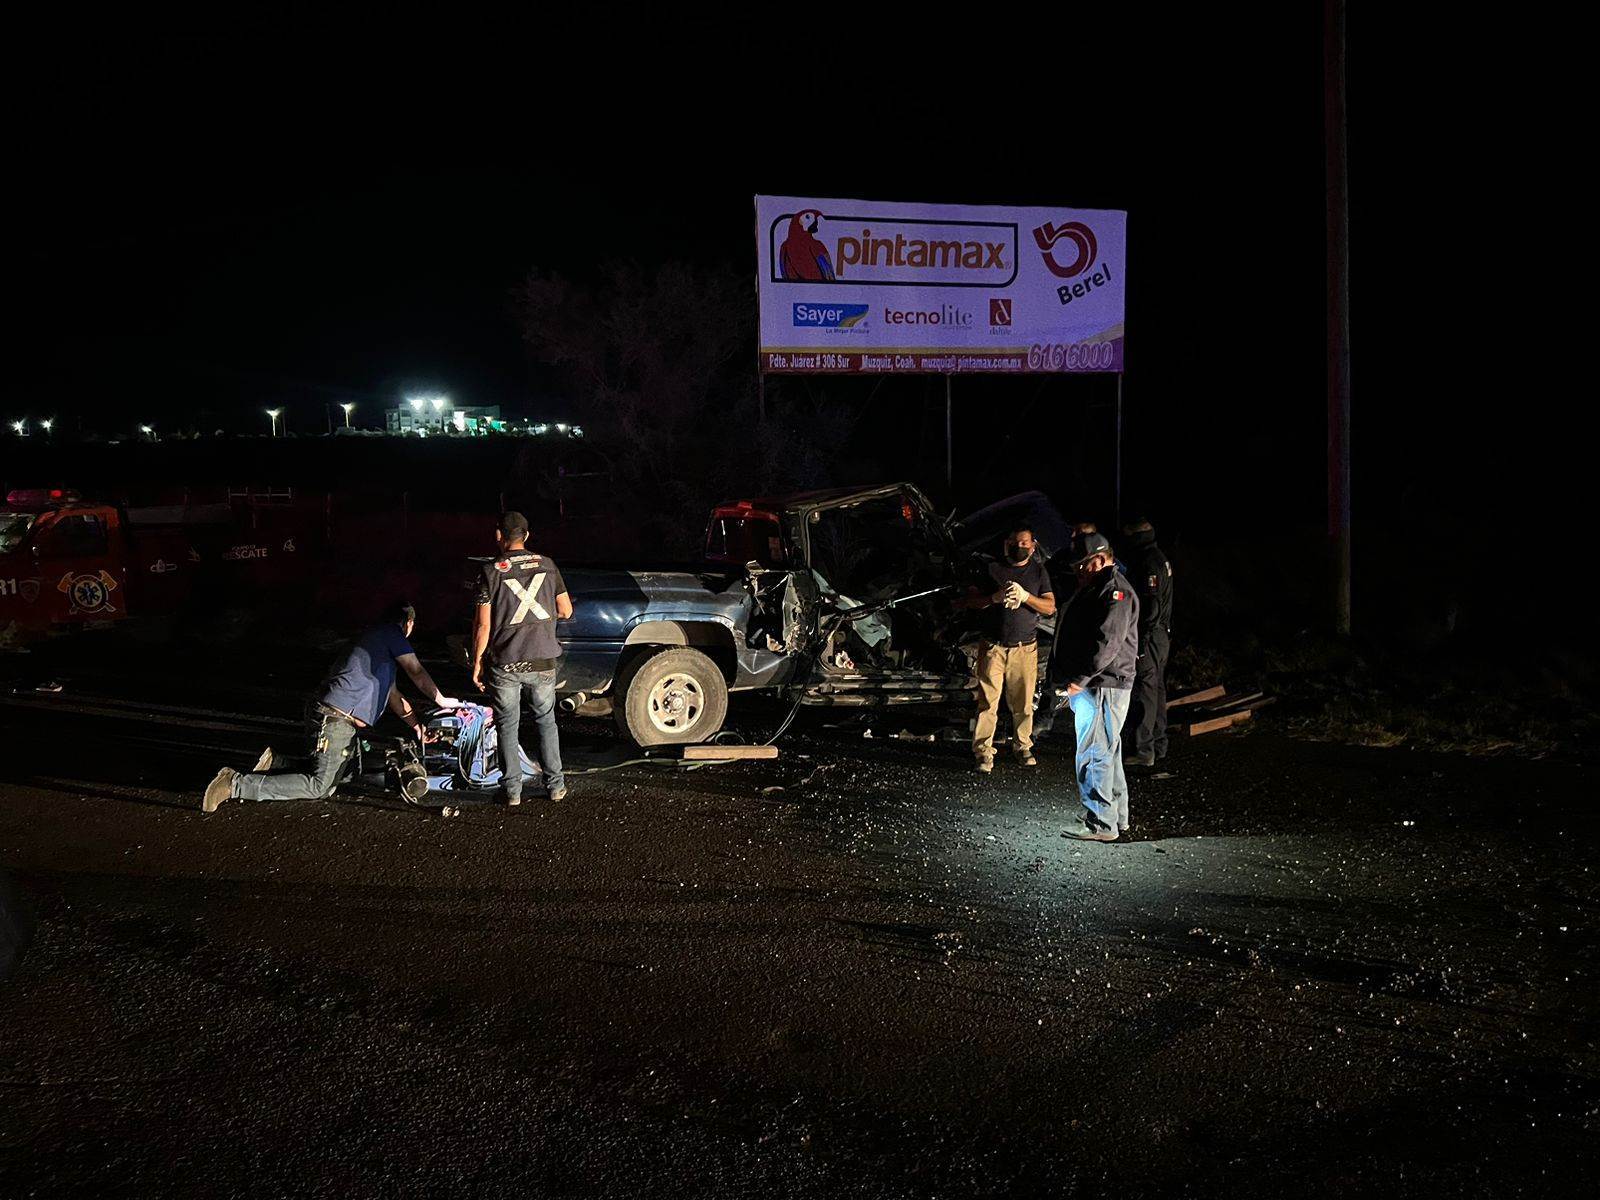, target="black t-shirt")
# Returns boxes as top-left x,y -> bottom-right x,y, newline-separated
984,556 -> 1053,645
